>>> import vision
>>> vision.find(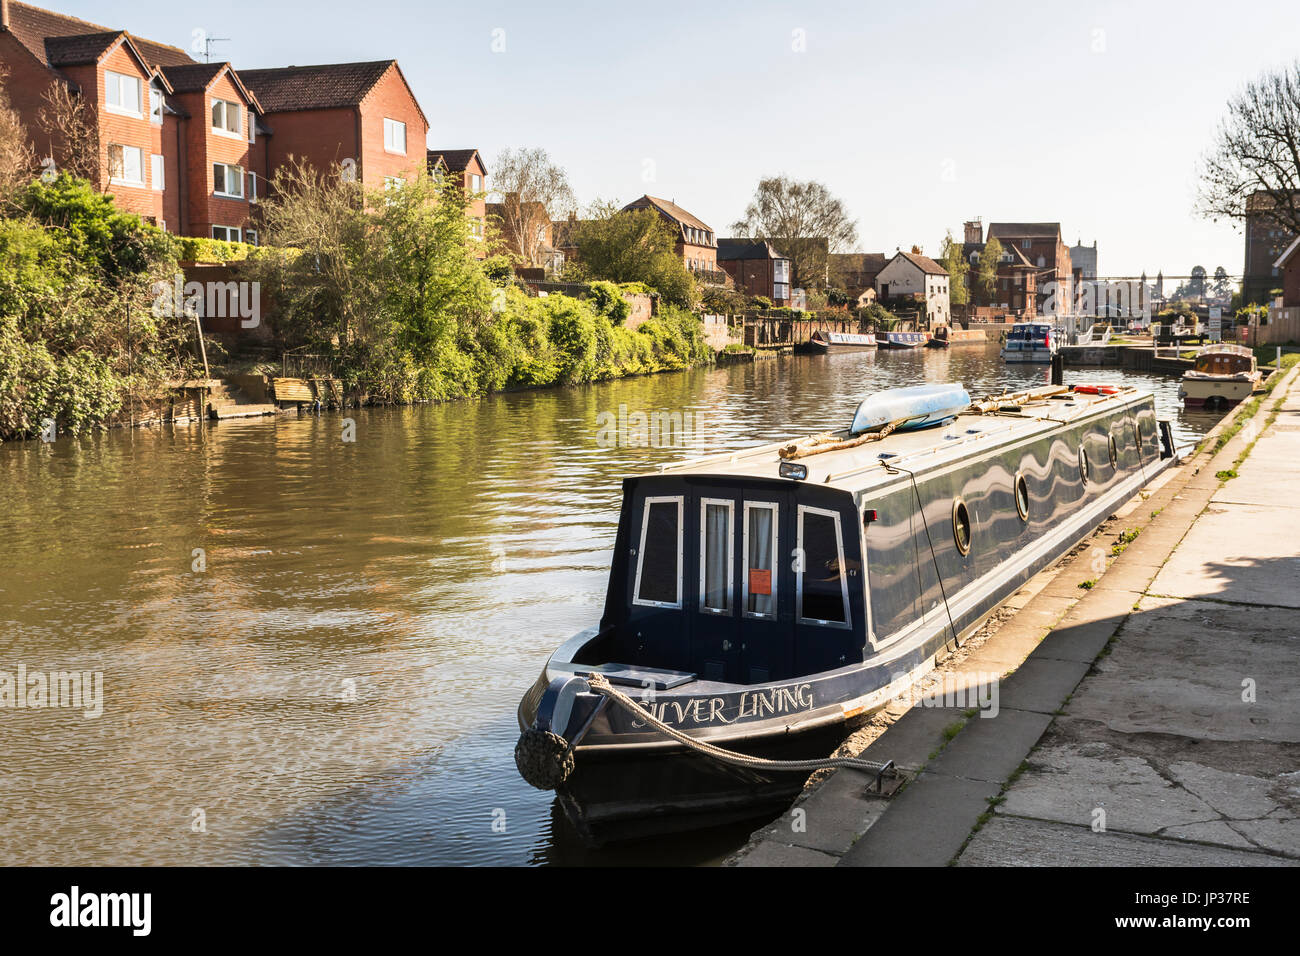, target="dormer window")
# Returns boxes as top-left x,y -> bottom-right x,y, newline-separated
105,71 -> 142,117
212,99 -> 242,137
149,88 -> 164,124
